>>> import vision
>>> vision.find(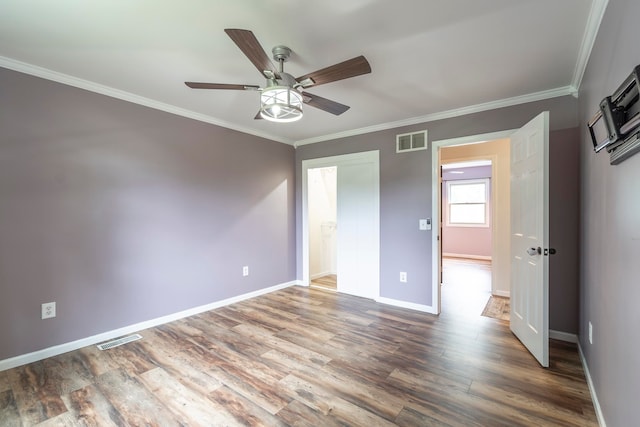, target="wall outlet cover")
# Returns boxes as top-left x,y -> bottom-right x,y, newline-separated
42,302 -> 56,319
